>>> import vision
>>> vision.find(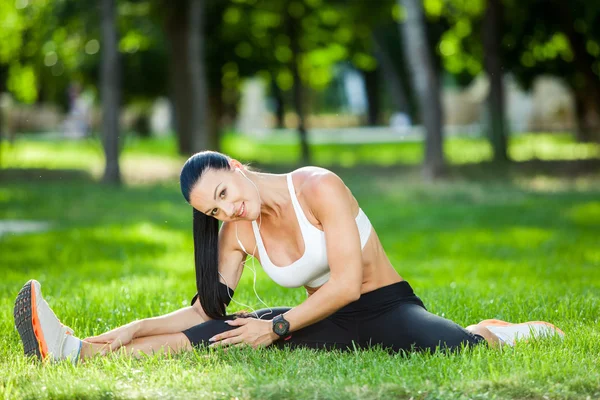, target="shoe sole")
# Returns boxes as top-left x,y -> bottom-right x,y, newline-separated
479,318 -> 565,336
13,280 -> 48,360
